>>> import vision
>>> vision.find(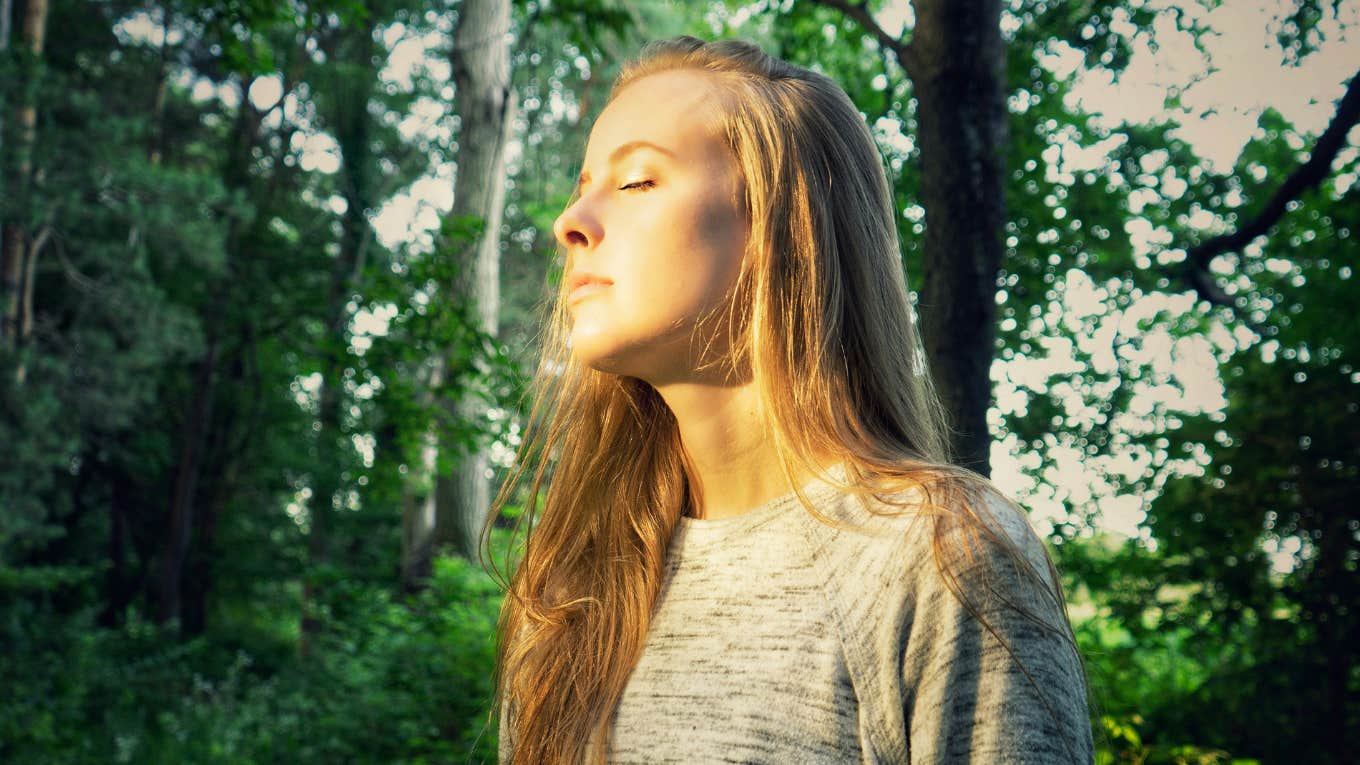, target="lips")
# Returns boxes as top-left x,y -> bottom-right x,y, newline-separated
566,271 -> 613,305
